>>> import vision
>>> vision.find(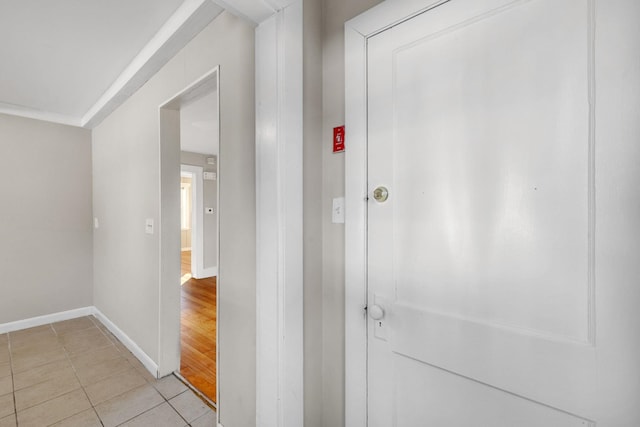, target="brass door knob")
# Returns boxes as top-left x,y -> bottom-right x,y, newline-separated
373,186 -> 389,203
